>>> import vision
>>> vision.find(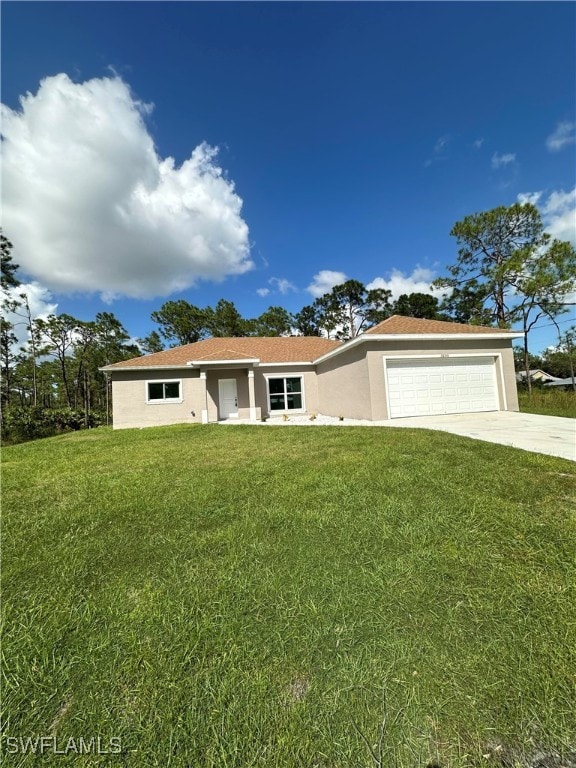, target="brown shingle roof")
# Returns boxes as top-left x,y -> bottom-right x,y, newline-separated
365,315 -> 517,335
102,336 -> 342,369
102,317 -> 520,371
